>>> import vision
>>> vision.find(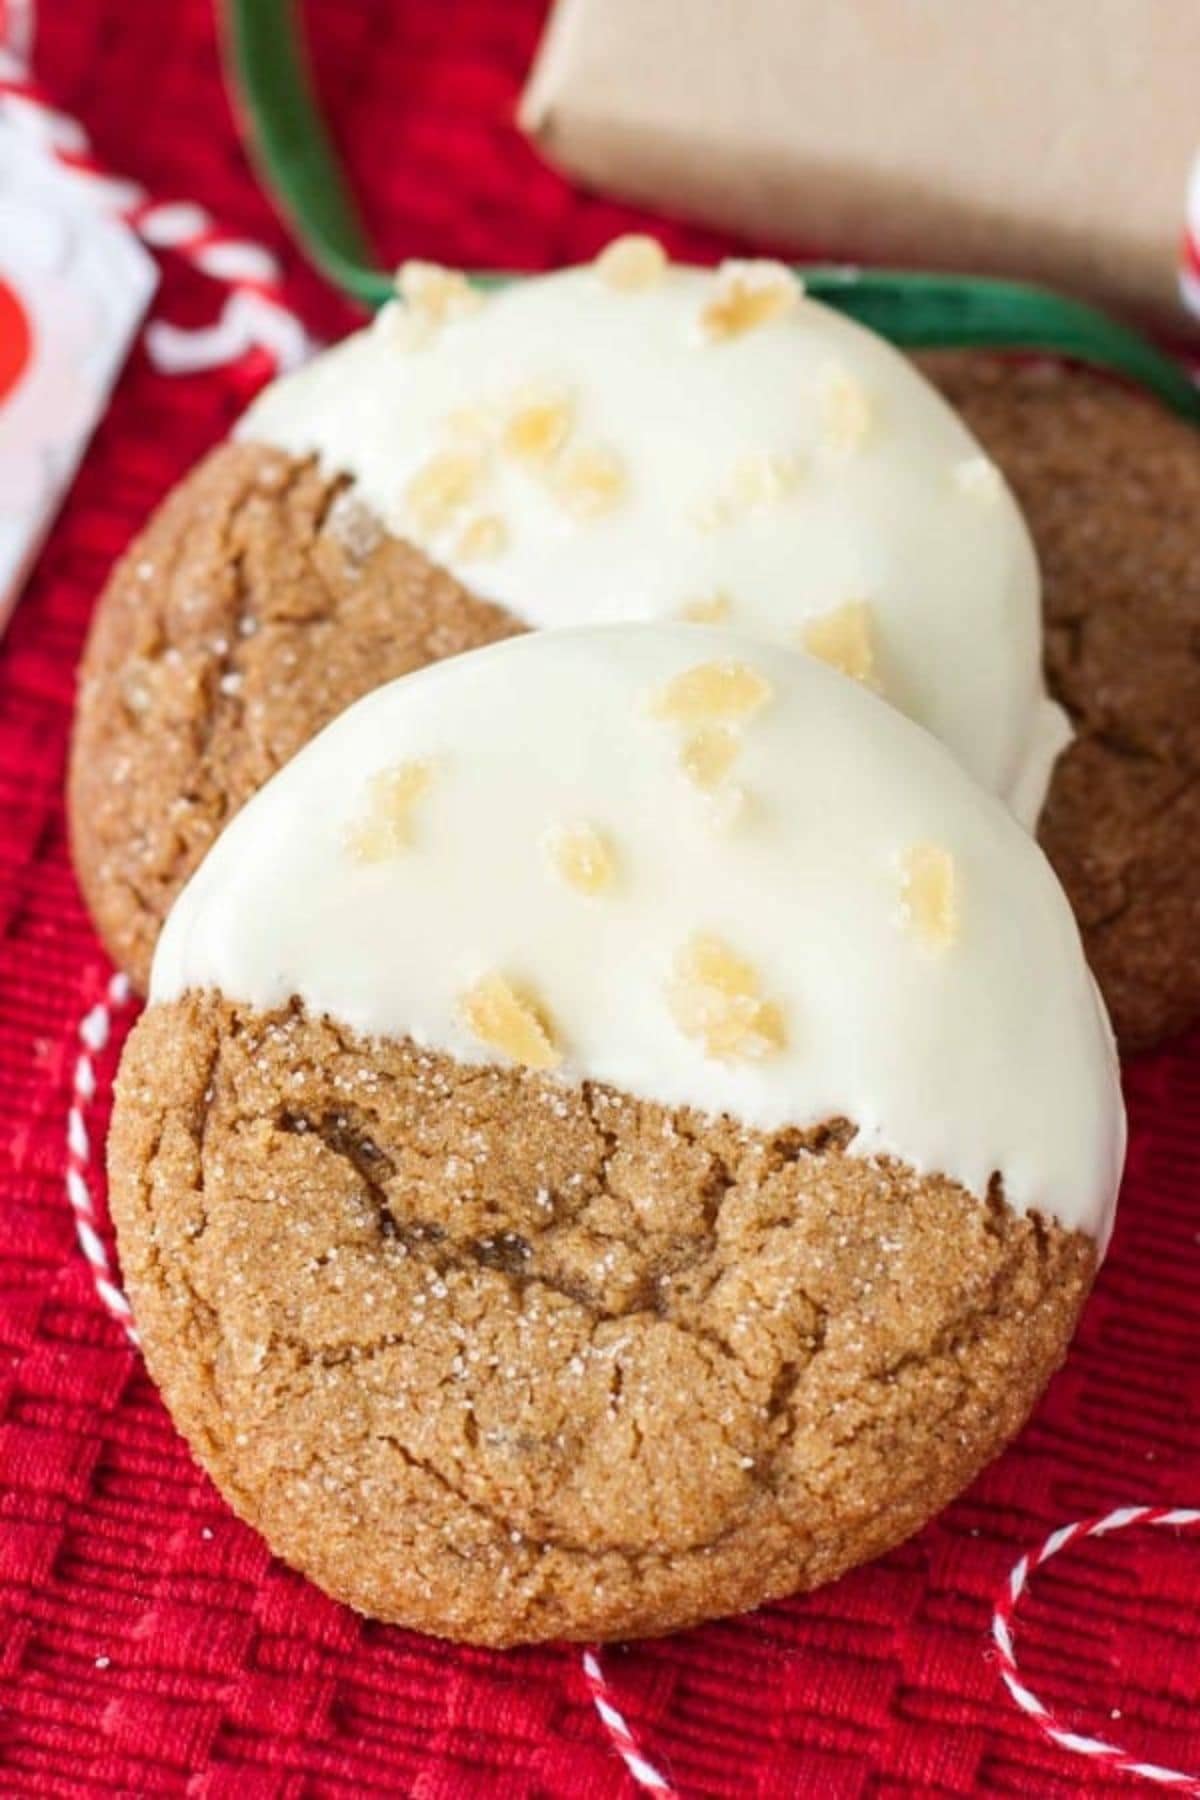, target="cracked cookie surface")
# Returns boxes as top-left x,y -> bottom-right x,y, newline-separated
108,992 -> 1095,1645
